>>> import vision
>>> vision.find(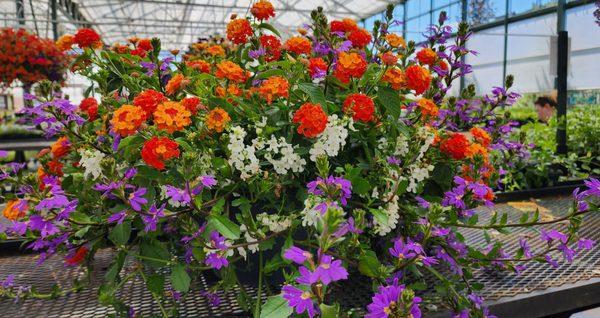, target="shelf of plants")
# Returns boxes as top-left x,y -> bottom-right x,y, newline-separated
0,2 -> 599,318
